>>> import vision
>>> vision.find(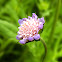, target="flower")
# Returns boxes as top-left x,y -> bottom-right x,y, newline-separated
16,13 -> 45,44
